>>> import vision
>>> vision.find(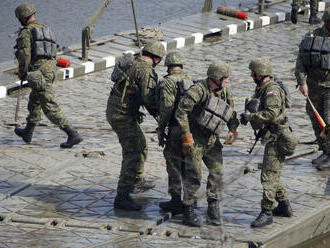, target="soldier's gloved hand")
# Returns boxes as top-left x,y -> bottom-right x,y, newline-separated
182,133 -> 194,153
240,113 -> 249,126
157,128 -> 166,147
17,71 -> 27,81
224,130 -> 238,145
